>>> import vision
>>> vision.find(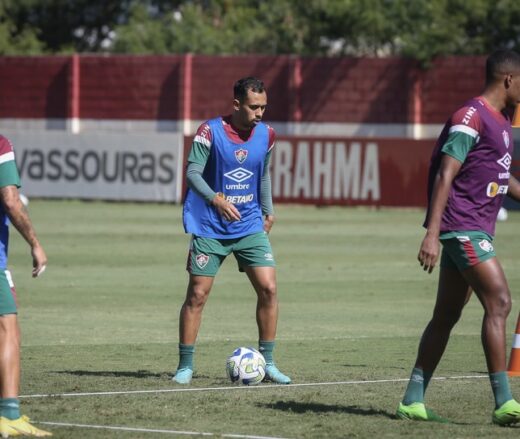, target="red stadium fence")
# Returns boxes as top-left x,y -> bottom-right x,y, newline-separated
0,54 -> 487,127
1,54 -> 519,208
